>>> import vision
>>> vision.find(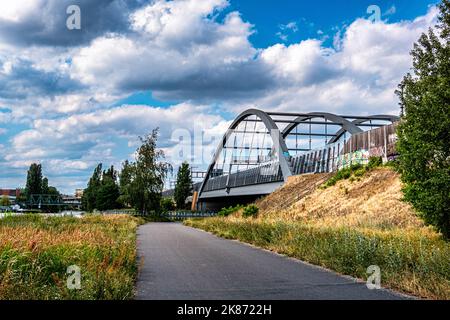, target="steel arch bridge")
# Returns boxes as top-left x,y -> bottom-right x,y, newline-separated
196,109 -> 399,211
